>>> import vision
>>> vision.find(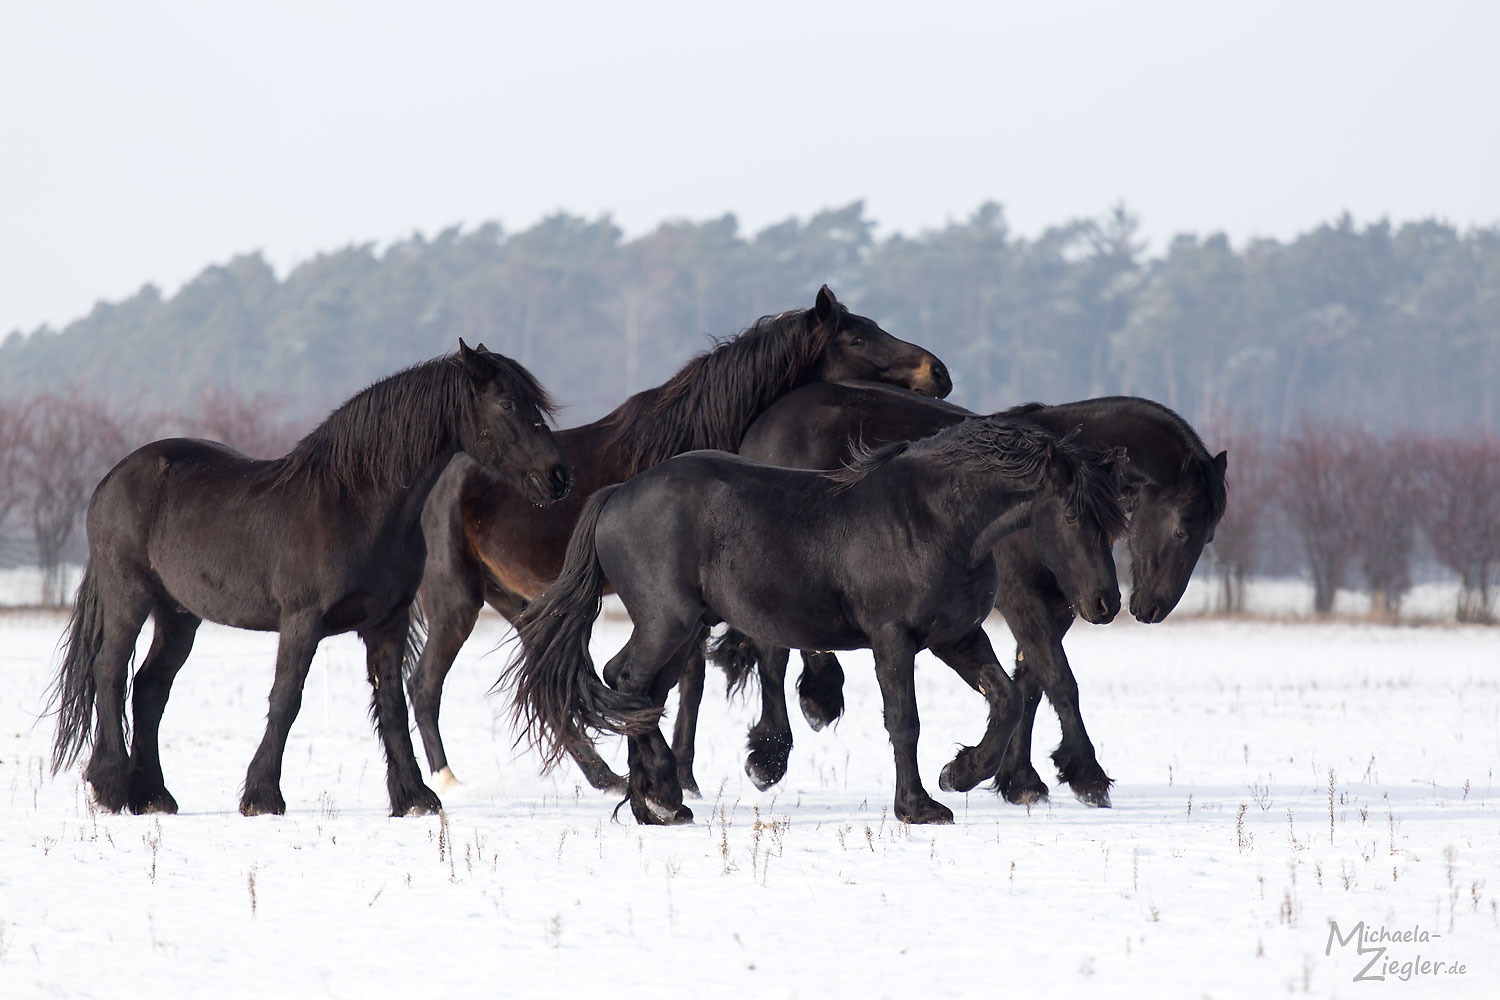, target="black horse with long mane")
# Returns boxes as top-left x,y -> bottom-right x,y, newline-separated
689,382 -> 1227,806
404,286 -> 951,792
506,416 -> 1127,825
50,342 -> 570,818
